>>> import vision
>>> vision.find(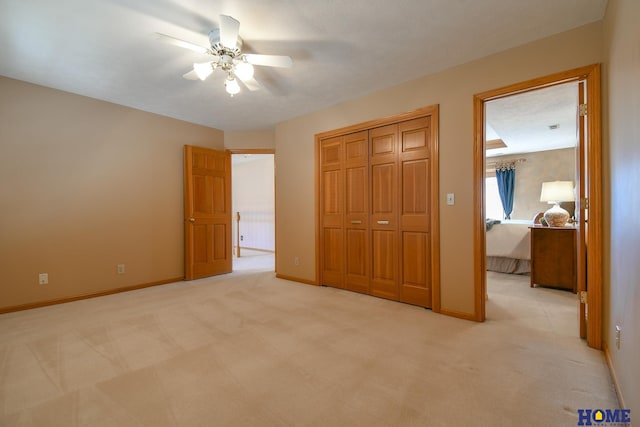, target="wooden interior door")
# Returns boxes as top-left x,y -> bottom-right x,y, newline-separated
474,65 -> 601,342
369,124 -> 399,300
576,81 -> 588,338
399,117 -> 432,307
344,131 -> 370,293
320,136 -> 344,288
184,145 -> 232,280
